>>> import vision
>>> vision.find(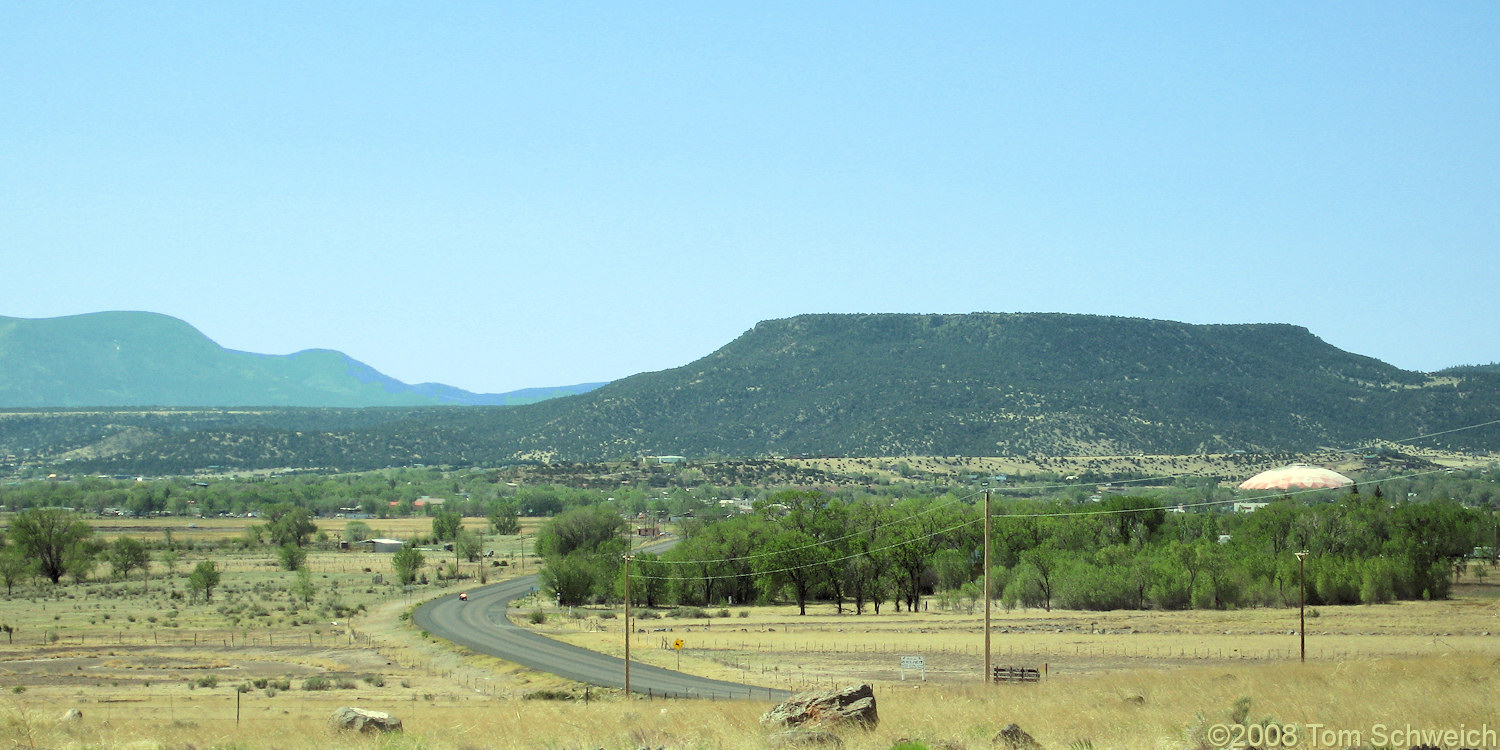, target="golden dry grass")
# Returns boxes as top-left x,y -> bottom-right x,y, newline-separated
523,579 -> 1500,692
1,652 -> 1495,750
2,520 -> 1496,749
